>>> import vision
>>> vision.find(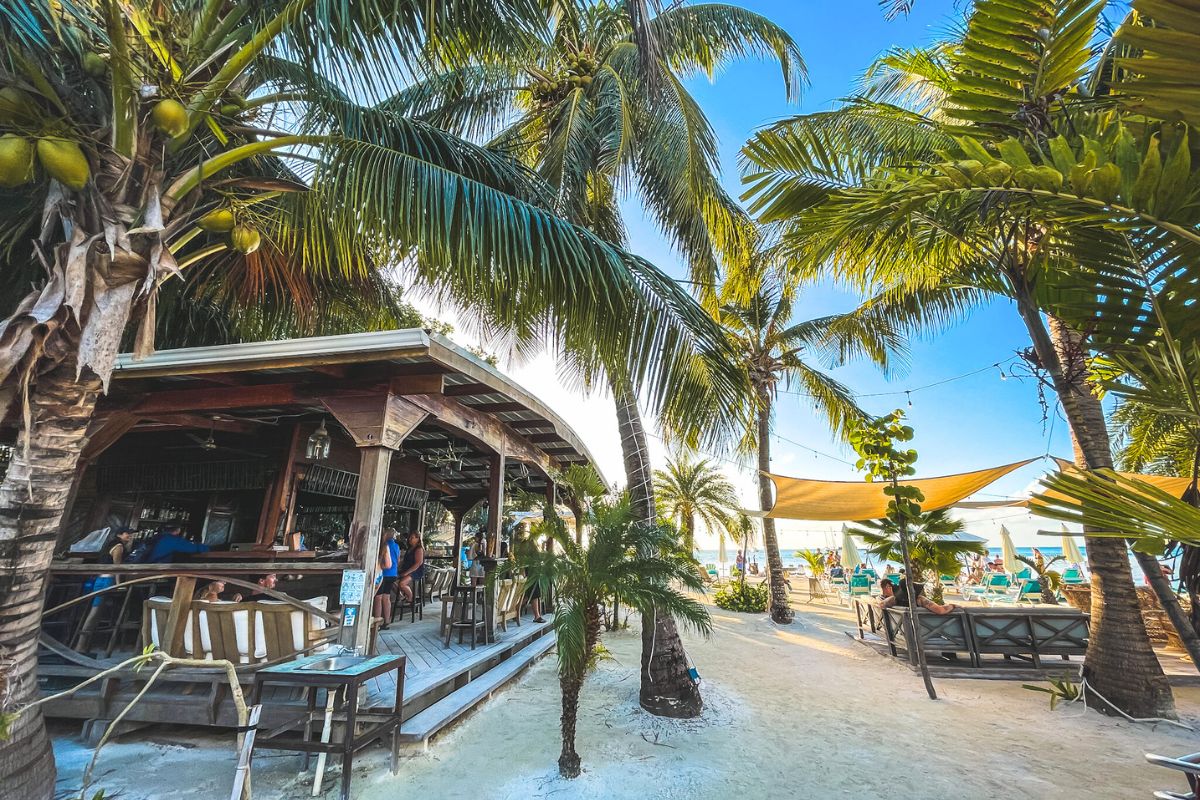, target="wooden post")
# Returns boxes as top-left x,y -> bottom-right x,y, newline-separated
351,446 -> 391,654
486,453 -> 505,557
164,576 -> 197,657
451,509 -> 466,587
